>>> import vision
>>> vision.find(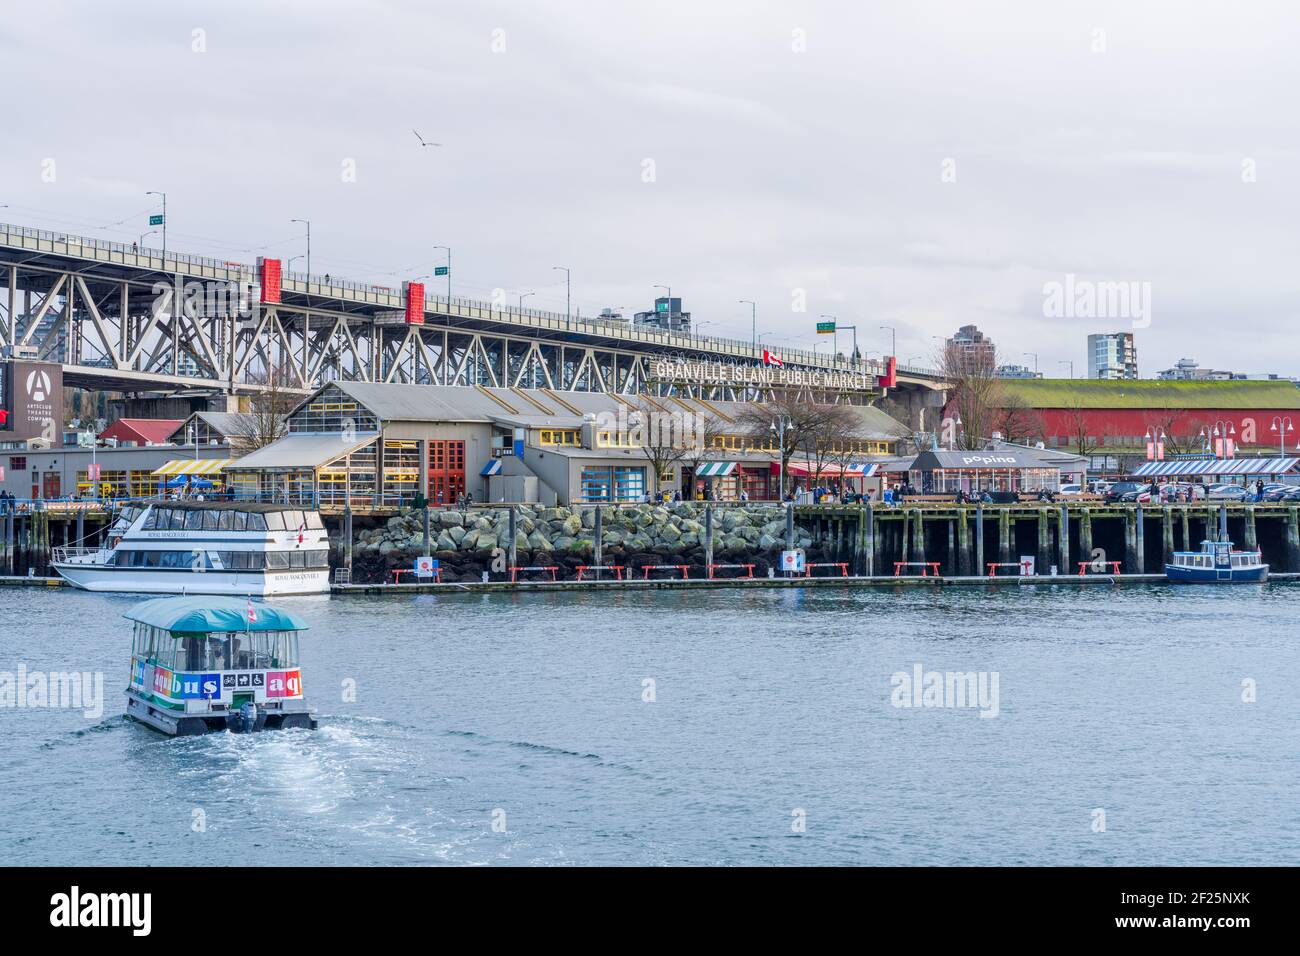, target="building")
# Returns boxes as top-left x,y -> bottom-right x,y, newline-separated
945,325 -> 996,373
996,364 -> 1041,379
1156,358 -> 1296,383
990,378 -> 1300,459
633,297 -> 691,333
0,443 -> 231,500
223,381 -> 911,507
98,418 -> 184,446
1086,332 -> 1138,380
